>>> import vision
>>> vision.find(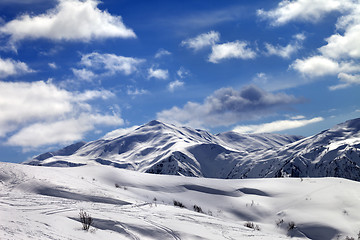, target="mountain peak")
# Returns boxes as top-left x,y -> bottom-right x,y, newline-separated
146,119 -> 165,127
